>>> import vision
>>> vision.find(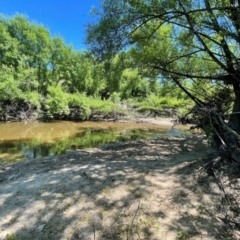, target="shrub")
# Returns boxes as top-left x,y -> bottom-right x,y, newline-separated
45,86 -> 70,117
